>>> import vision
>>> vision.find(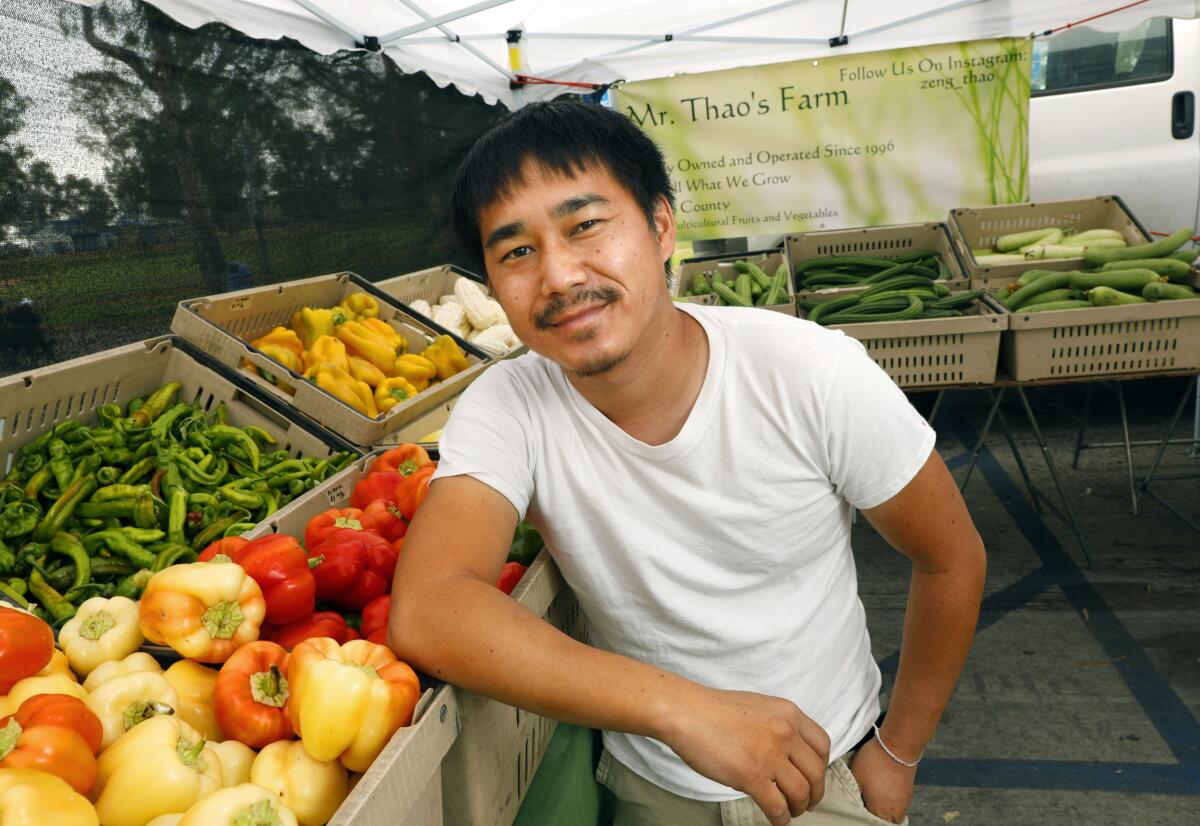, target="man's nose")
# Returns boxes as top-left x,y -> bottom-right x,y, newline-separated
537,235 -> 588,297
